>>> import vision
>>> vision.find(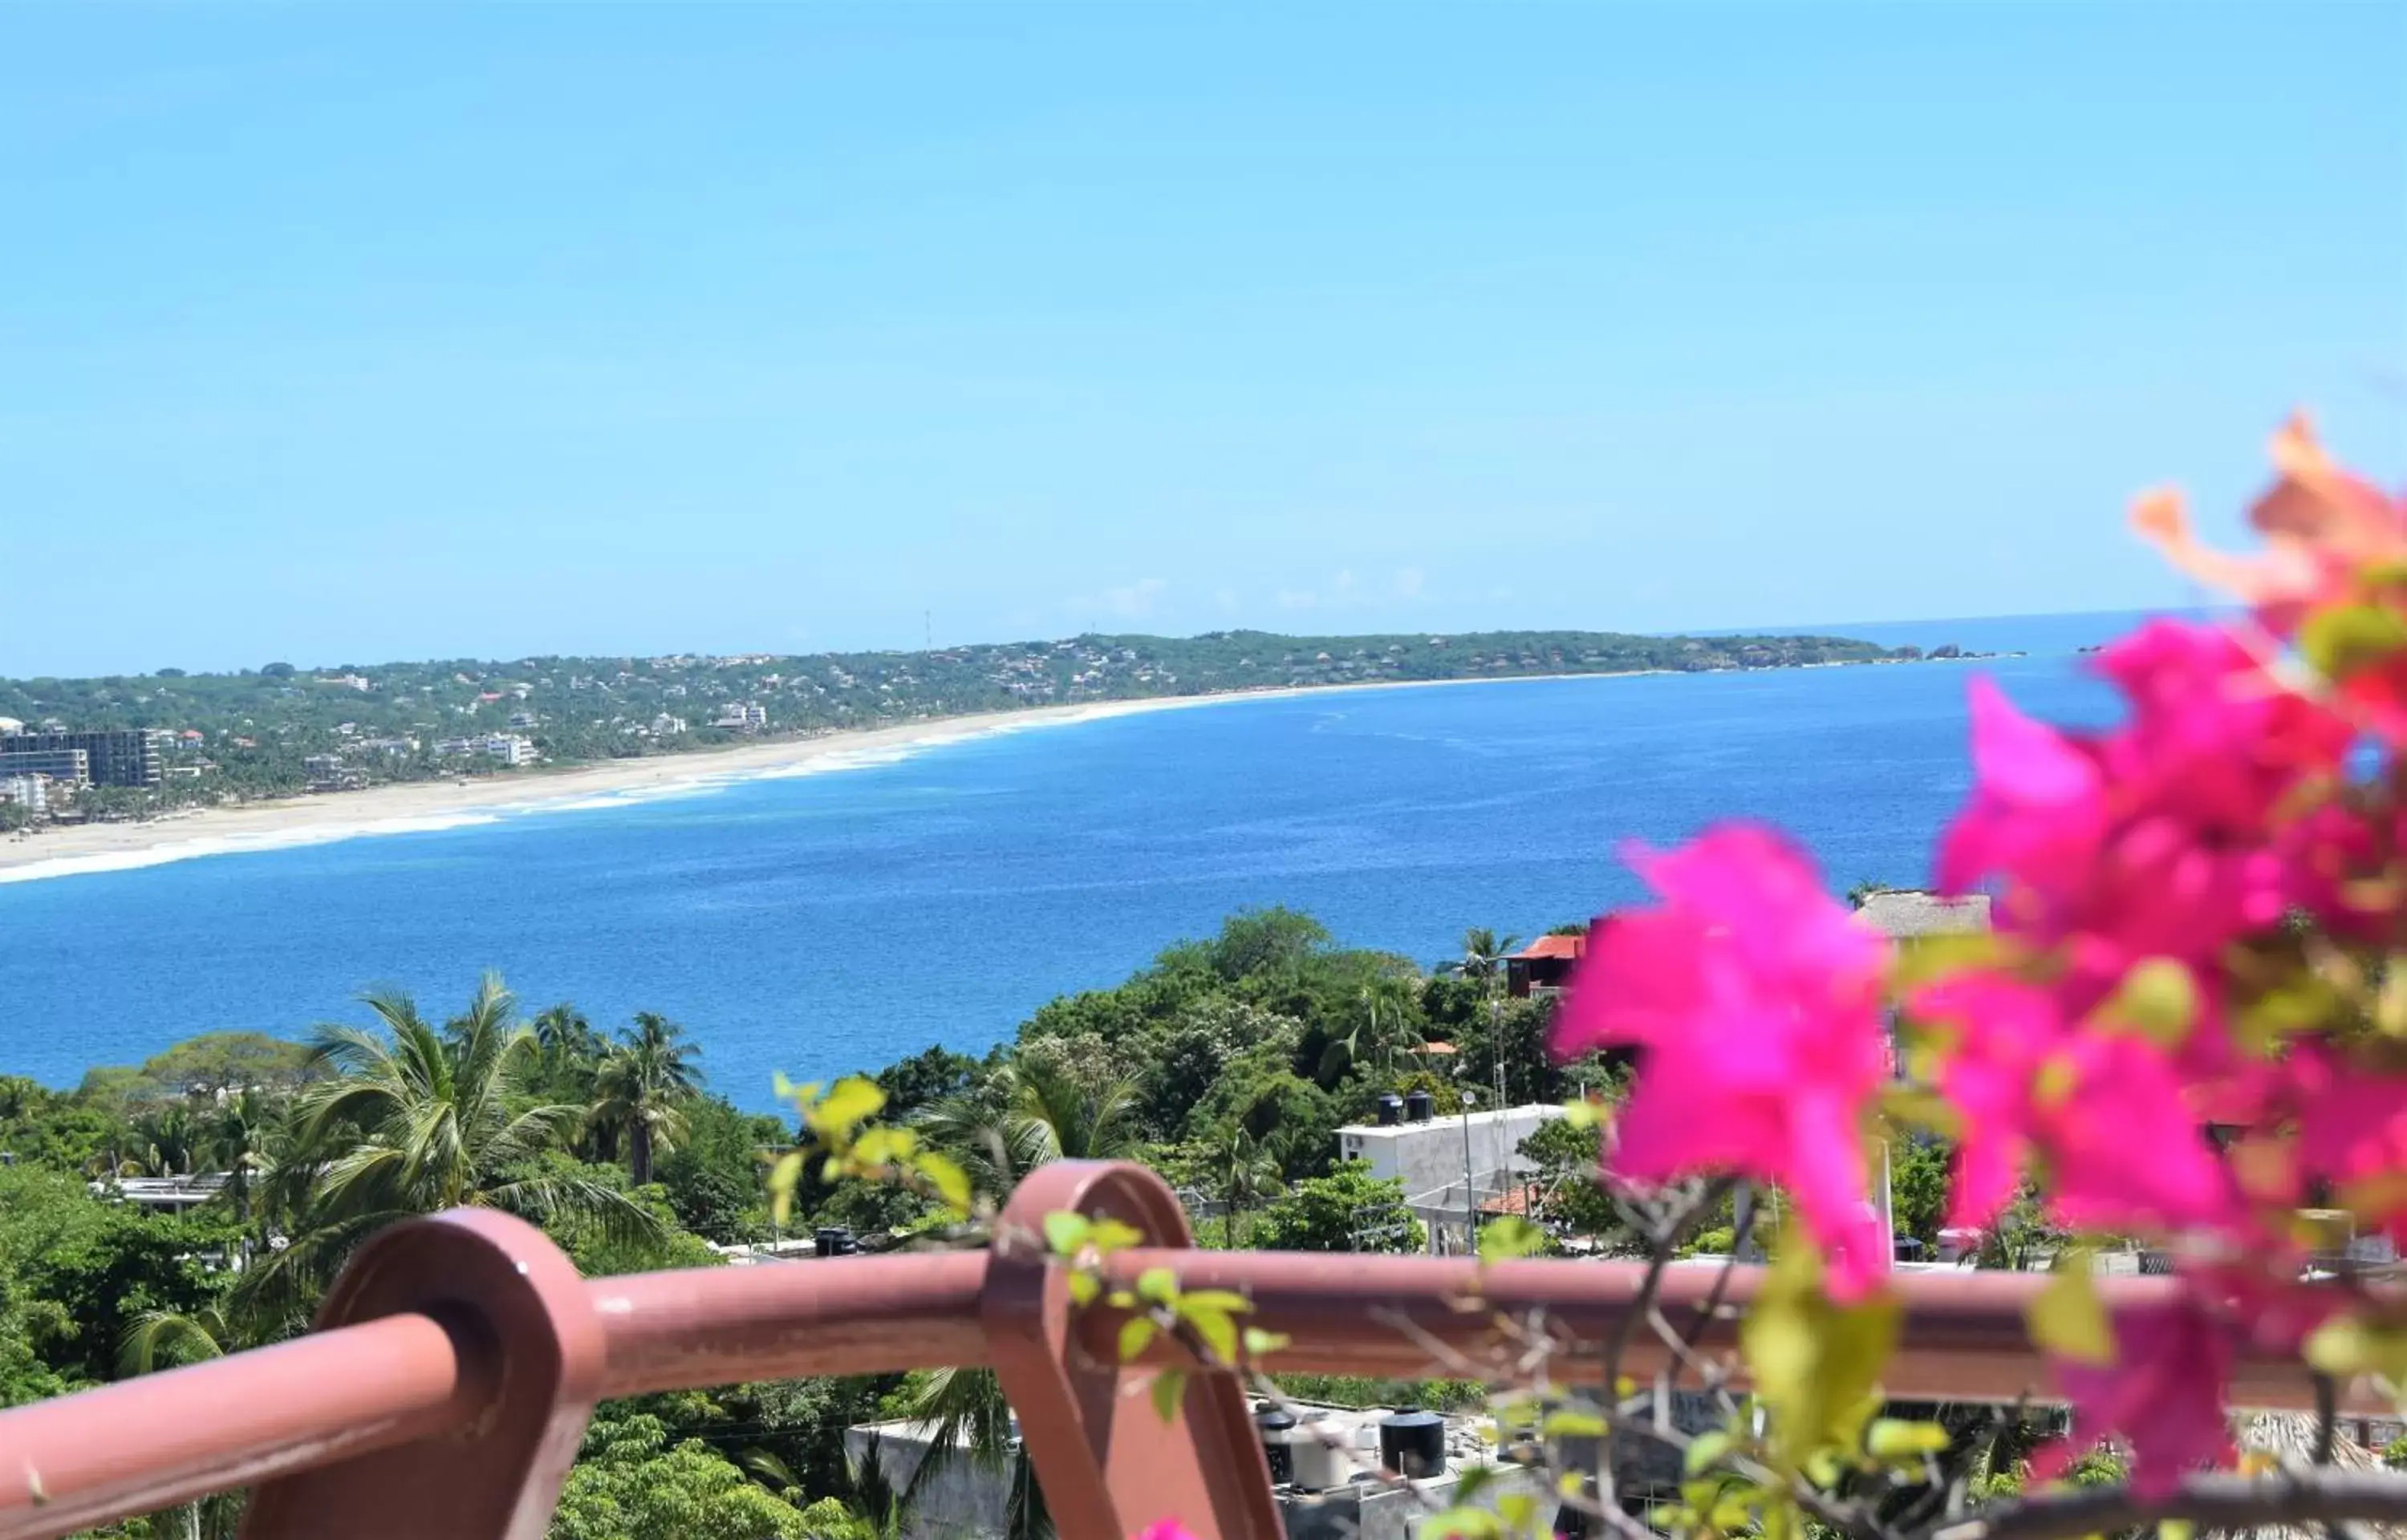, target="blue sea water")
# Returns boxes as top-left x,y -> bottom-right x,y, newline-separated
0,611 -> 2147,1110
